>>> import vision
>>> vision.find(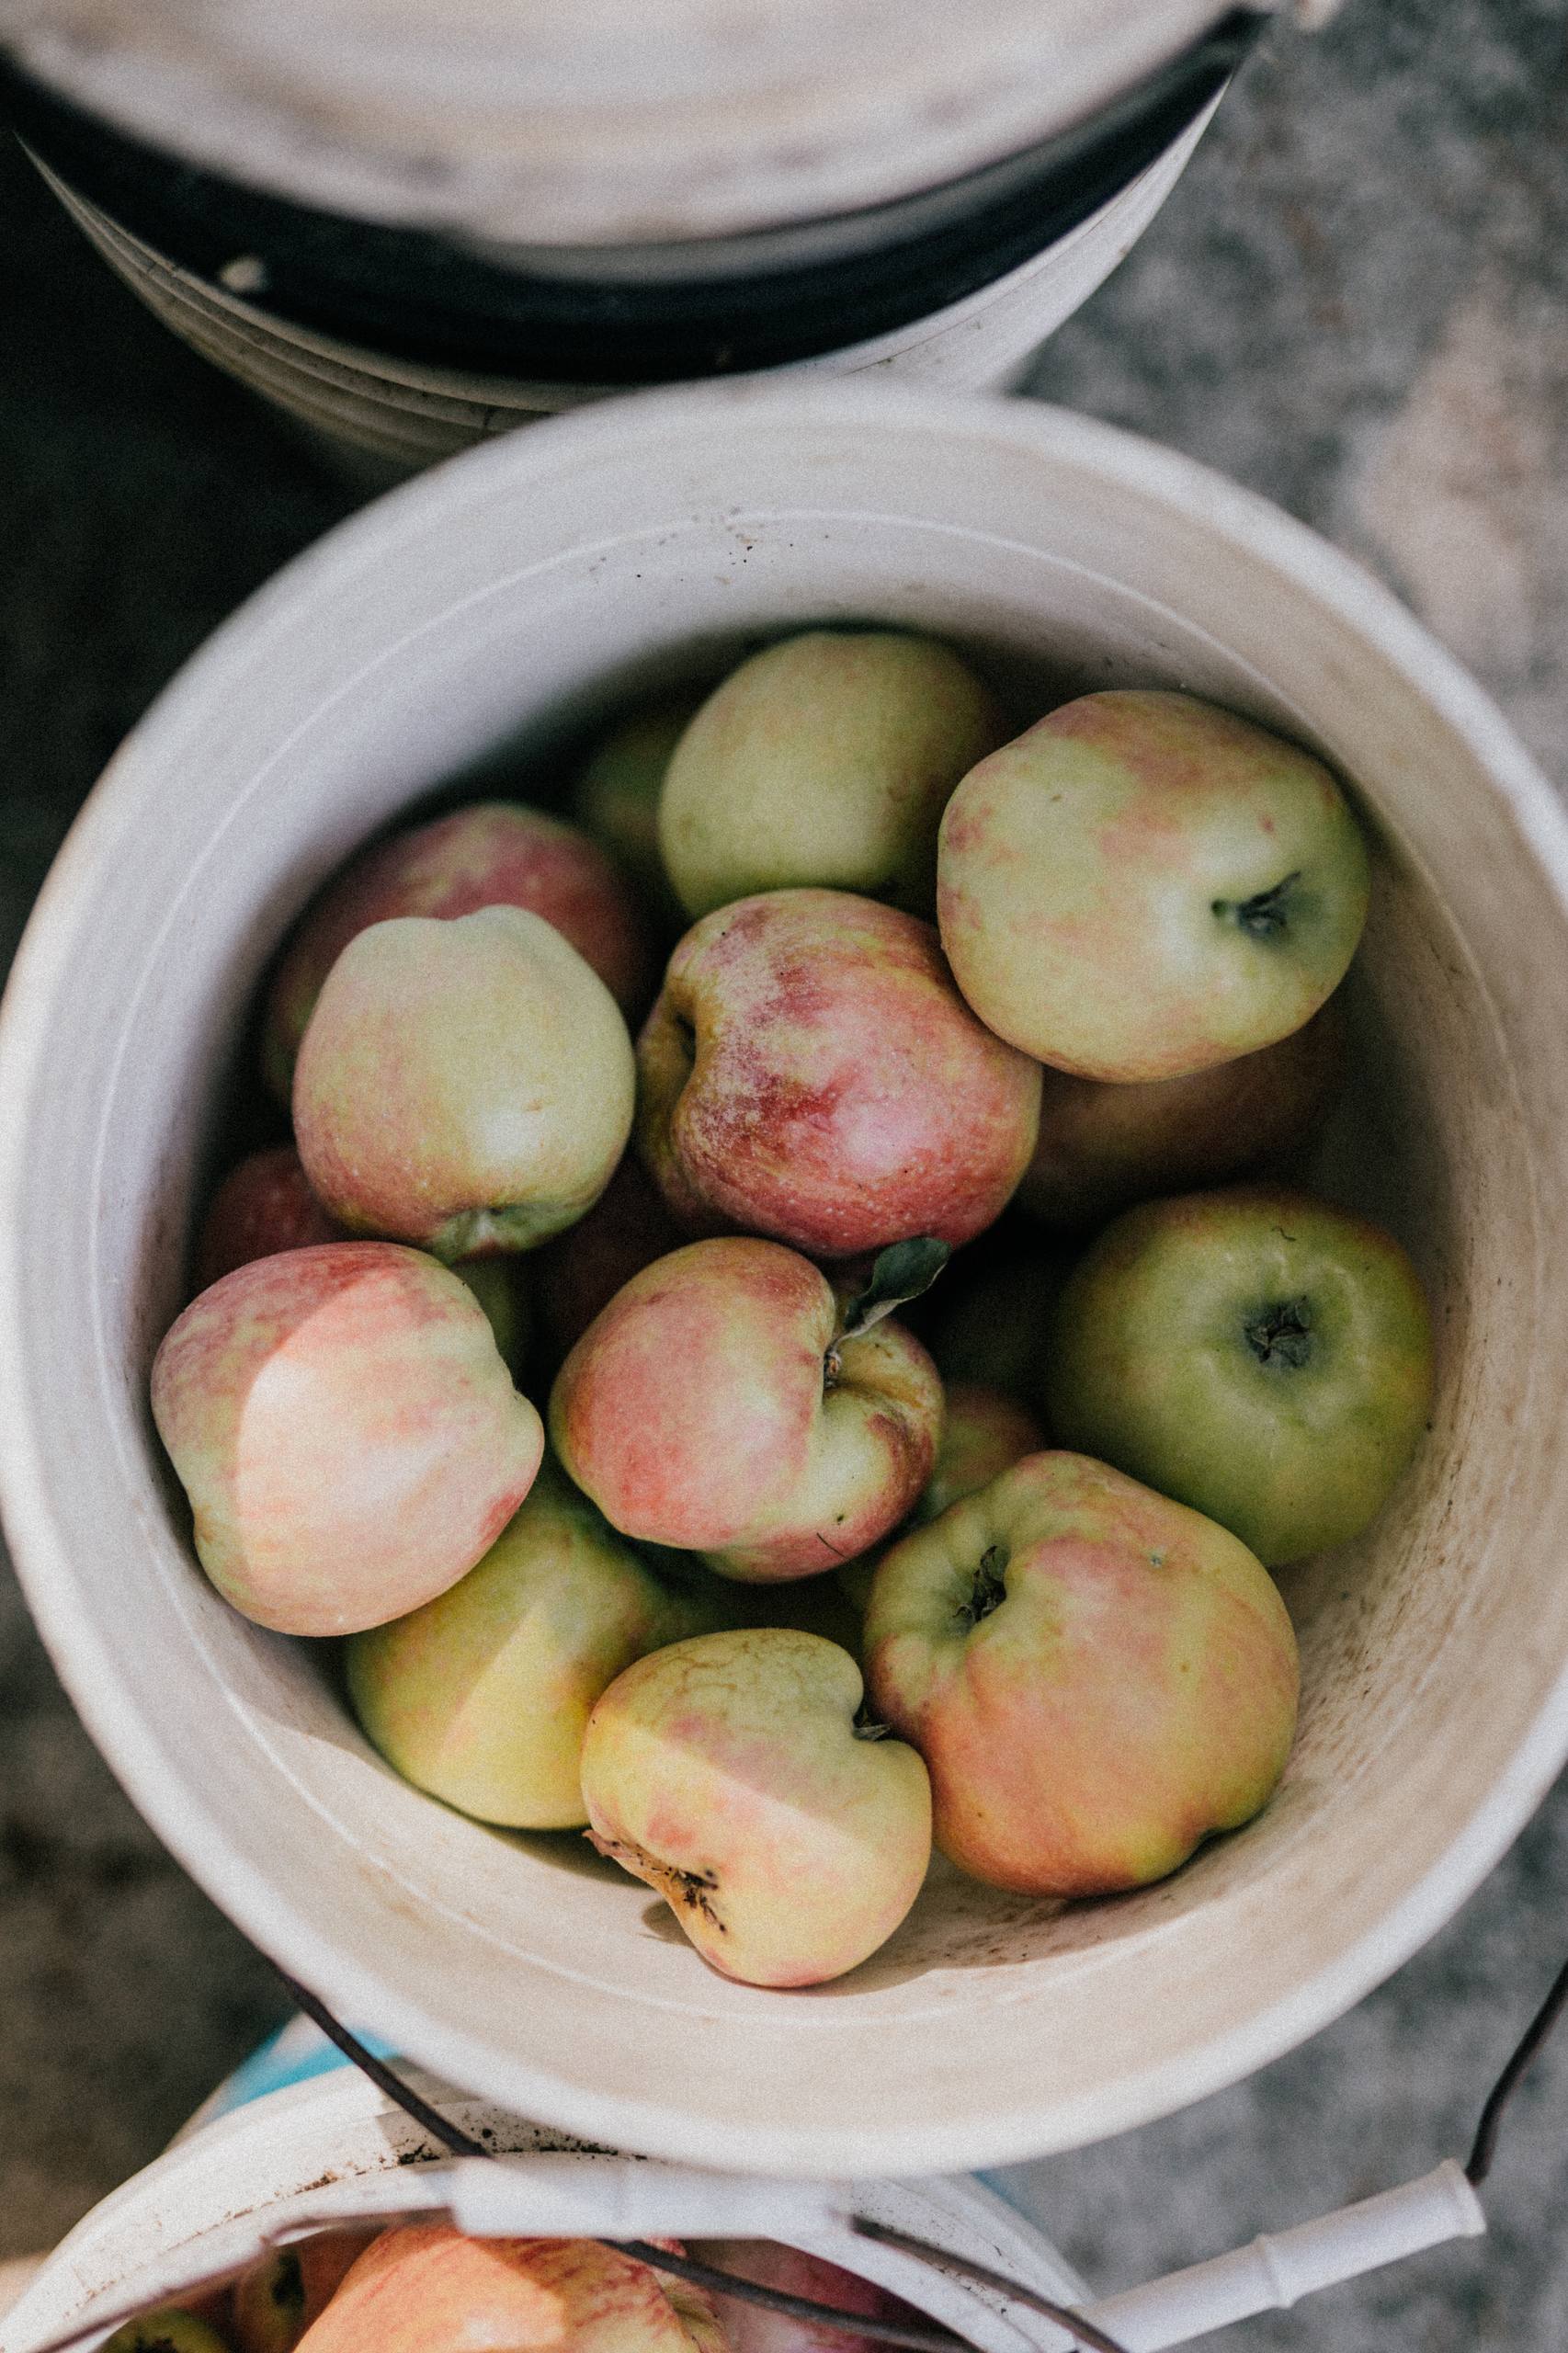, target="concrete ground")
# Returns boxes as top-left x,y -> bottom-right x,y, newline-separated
2,3 -> 1567,2345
